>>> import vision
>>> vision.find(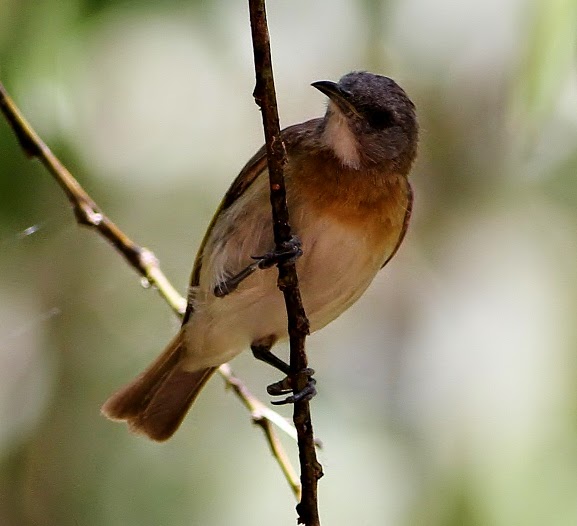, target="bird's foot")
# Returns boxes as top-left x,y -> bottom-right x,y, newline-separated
214,236 -> 302,298
251,235 -> 303,269
267,368 -> 317,405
